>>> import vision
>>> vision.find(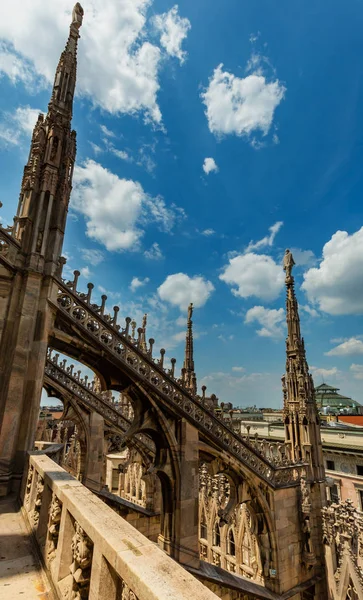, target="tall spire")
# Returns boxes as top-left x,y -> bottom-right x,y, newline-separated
13,4 -> 83,273
48,3 -> 83,122
282,250 -> 324,480
183,303 -> 197,395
